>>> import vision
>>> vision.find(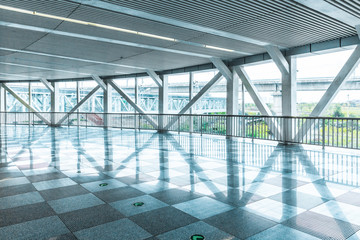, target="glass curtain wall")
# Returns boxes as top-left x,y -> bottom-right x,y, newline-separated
31,82 -> 50,112
296,49 -> 355,117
